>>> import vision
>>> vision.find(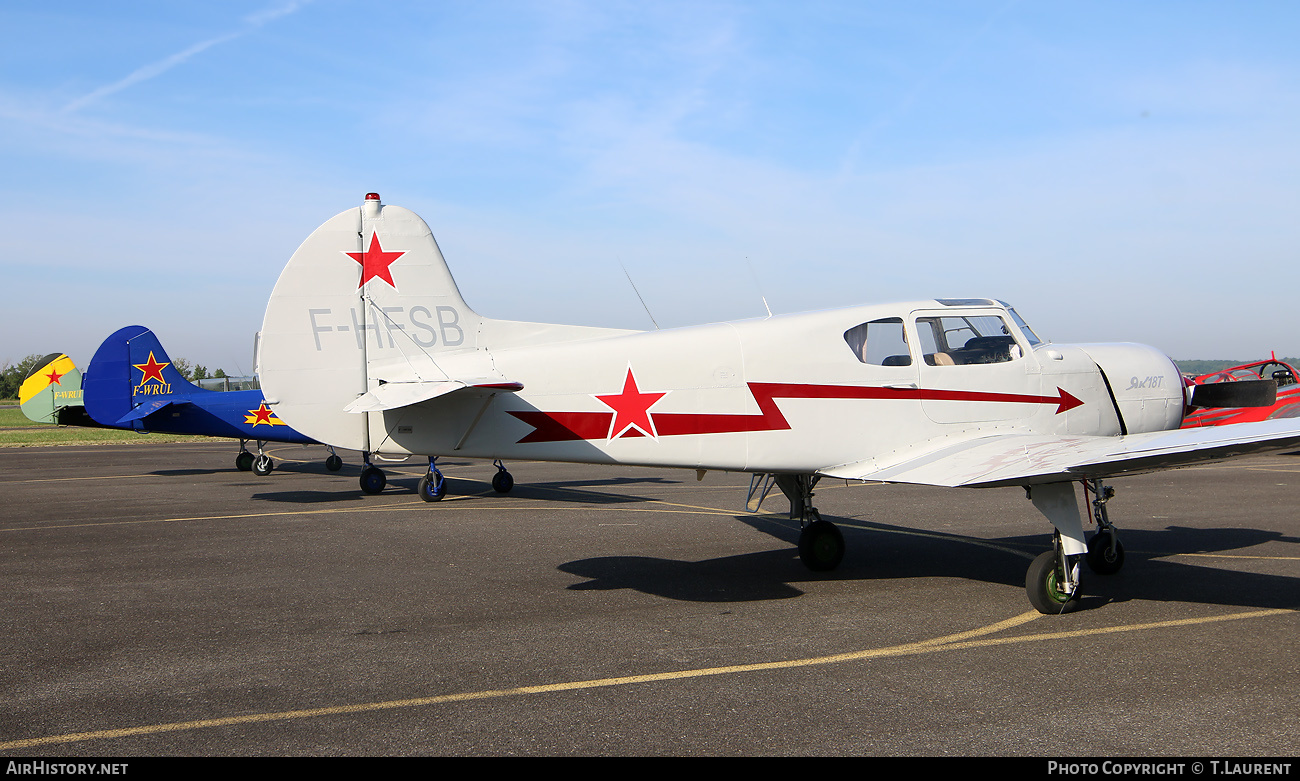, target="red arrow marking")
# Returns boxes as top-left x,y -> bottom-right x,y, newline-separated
507,383 -> 1083,444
